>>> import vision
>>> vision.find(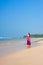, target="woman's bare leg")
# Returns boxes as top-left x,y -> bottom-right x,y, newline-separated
27,45 -> 31,48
